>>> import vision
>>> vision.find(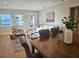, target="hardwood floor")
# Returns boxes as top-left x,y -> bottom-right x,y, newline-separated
15,51 -> 26,58
0,35 -> 26,58
73,33 -> 79,45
